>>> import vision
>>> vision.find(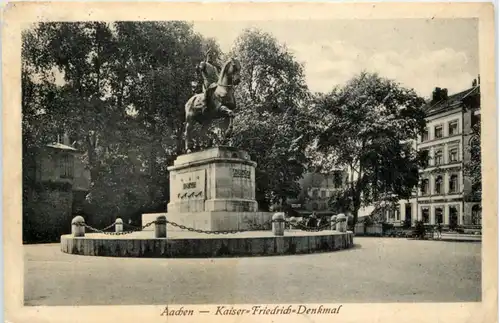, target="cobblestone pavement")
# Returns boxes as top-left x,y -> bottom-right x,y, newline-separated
24,237 -> 481,305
